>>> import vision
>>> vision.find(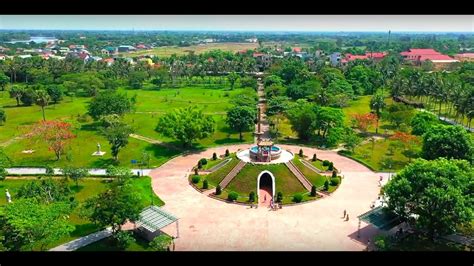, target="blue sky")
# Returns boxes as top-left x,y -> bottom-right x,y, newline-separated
0,15 -> 472,32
